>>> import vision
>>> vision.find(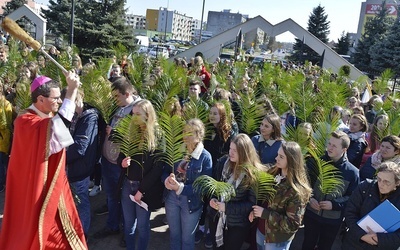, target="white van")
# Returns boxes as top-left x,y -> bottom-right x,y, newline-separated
134,36 -> 150,54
